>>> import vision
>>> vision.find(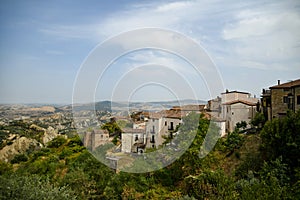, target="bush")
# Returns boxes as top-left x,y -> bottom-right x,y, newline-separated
251,113 -> 266,129
236,121 -> 247,130
47,136 -> 67,148
11,154 -> 28,164
0,174 -> 77,200
224,130 -> 244,153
